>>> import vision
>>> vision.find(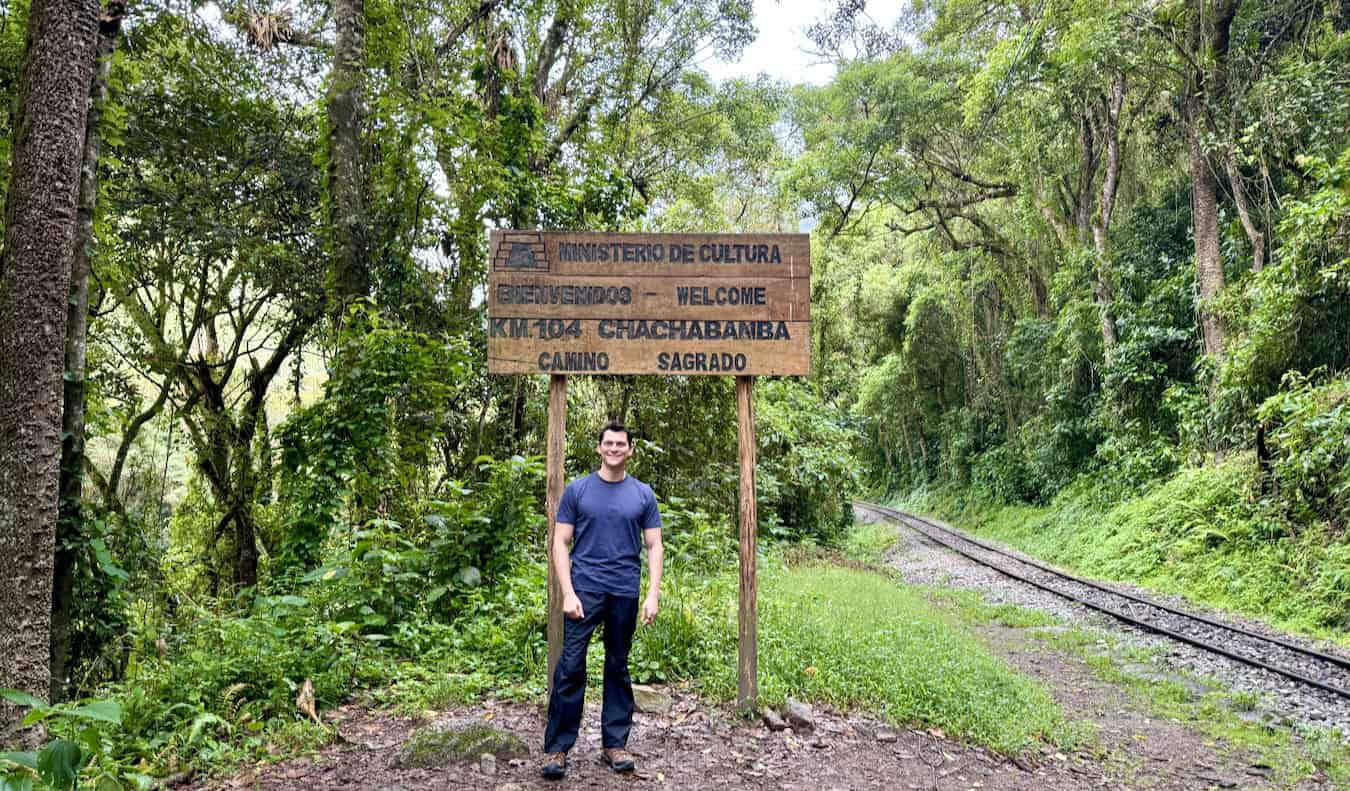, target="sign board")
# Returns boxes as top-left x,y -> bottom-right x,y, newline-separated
487,231 -> 811,376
